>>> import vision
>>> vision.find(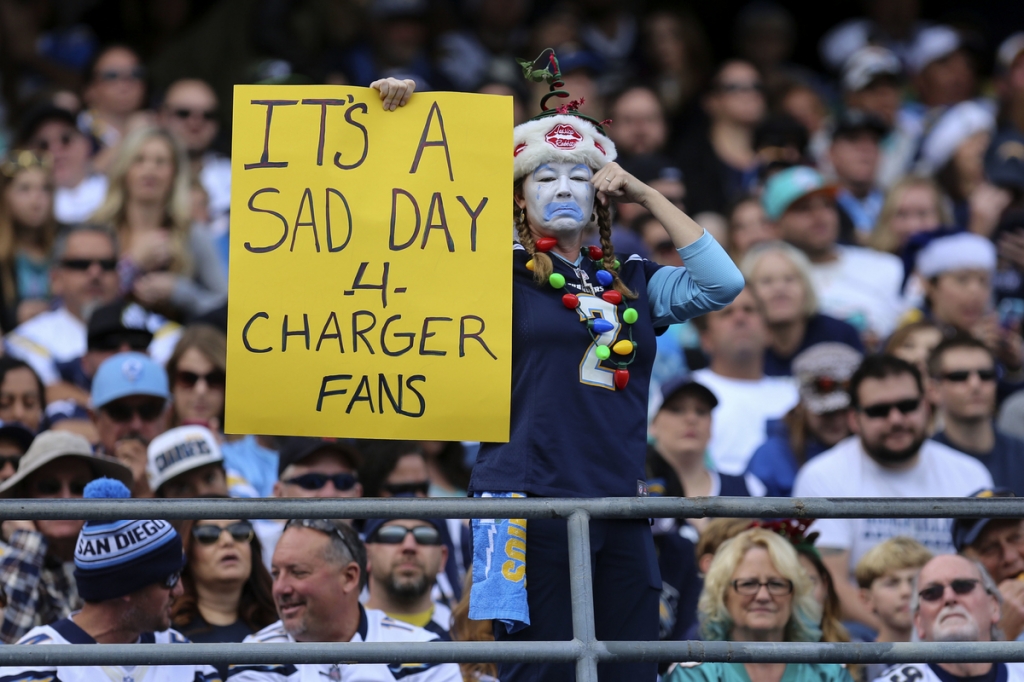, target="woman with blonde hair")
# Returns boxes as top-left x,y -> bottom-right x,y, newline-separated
666,528 -> 852,682
0,151 -> 59,330
741,241 -> 862,375
868,176 -> 950,254
91,125 -> 226,319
